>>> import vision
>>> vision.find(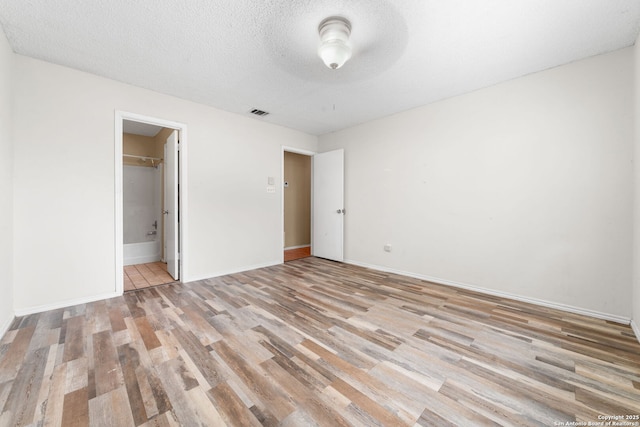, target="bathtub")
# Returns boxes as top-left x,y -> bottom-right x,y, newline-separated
123,240 -> 162,266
